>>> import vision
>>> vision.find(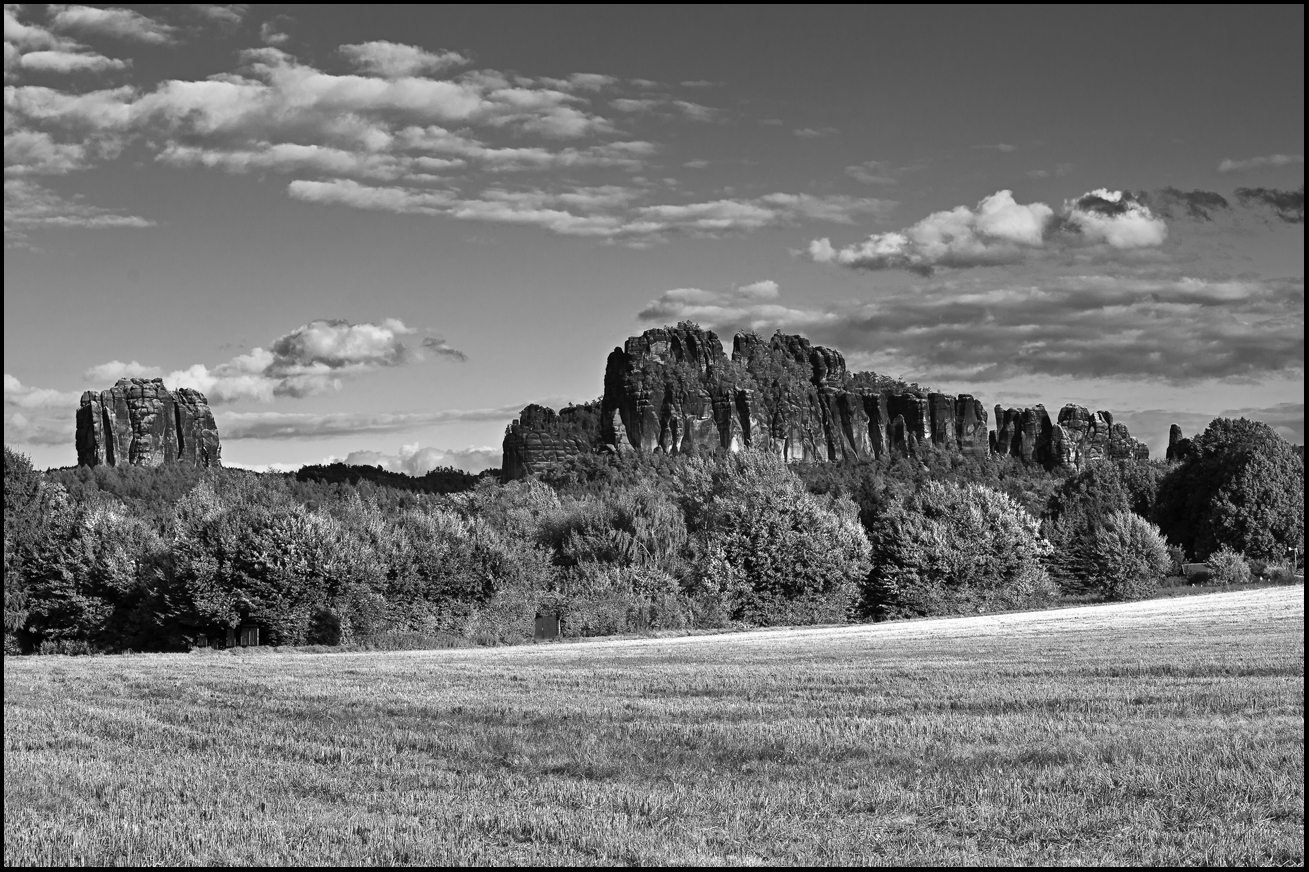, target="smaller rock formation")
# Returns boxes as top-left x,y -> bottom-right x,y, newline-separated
77,378 -> 220,468
991,403 -> 1148,470
502,403 -> 600,480
1166,423 -> 1193,462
